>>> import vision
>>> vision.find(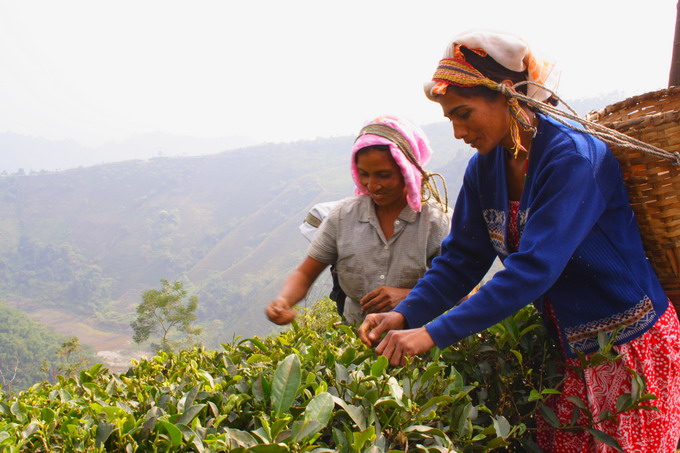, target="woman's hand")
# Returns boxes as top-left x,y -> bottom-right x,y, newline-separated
375,327 -> 435,366
360,286 -> 410,314
265,297 -> 296,325
265,257 -> 328,325
358,311 -> 406,347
